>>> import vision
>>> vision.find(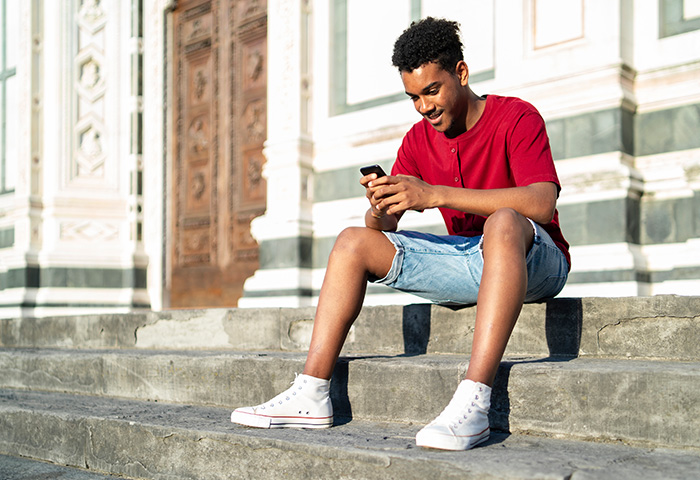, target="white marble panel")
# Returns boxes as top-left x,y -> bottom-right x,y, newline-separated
5,0 -> 18,68
345,0 -> 410,104
495,0 -> 620,92
533,0 -> 584,48
422,0 -> 495,73
5,76 -> 18,191
650,280 -> 700,296
685,0 -> 700,19
555,153 -> 642,206
642,239 -> 700,271
558,281 -> 642,298
568,243 -> 642,273
632,1 -> 700,71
